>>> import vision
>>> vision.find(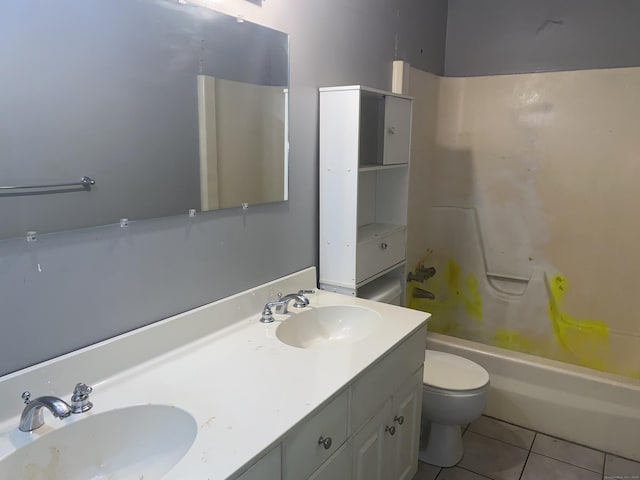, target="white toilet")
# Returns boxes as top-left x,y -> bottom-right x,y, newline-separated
419,350 -> 490,467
